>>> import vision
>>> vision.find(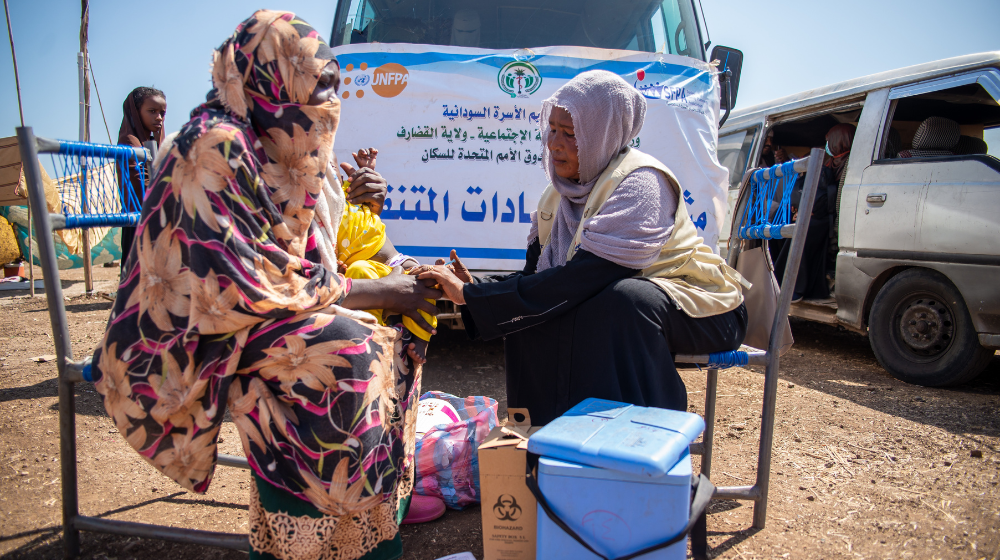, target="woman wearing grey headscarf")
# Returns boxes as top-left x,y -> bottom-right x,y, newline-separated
421,71 -> 748,425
